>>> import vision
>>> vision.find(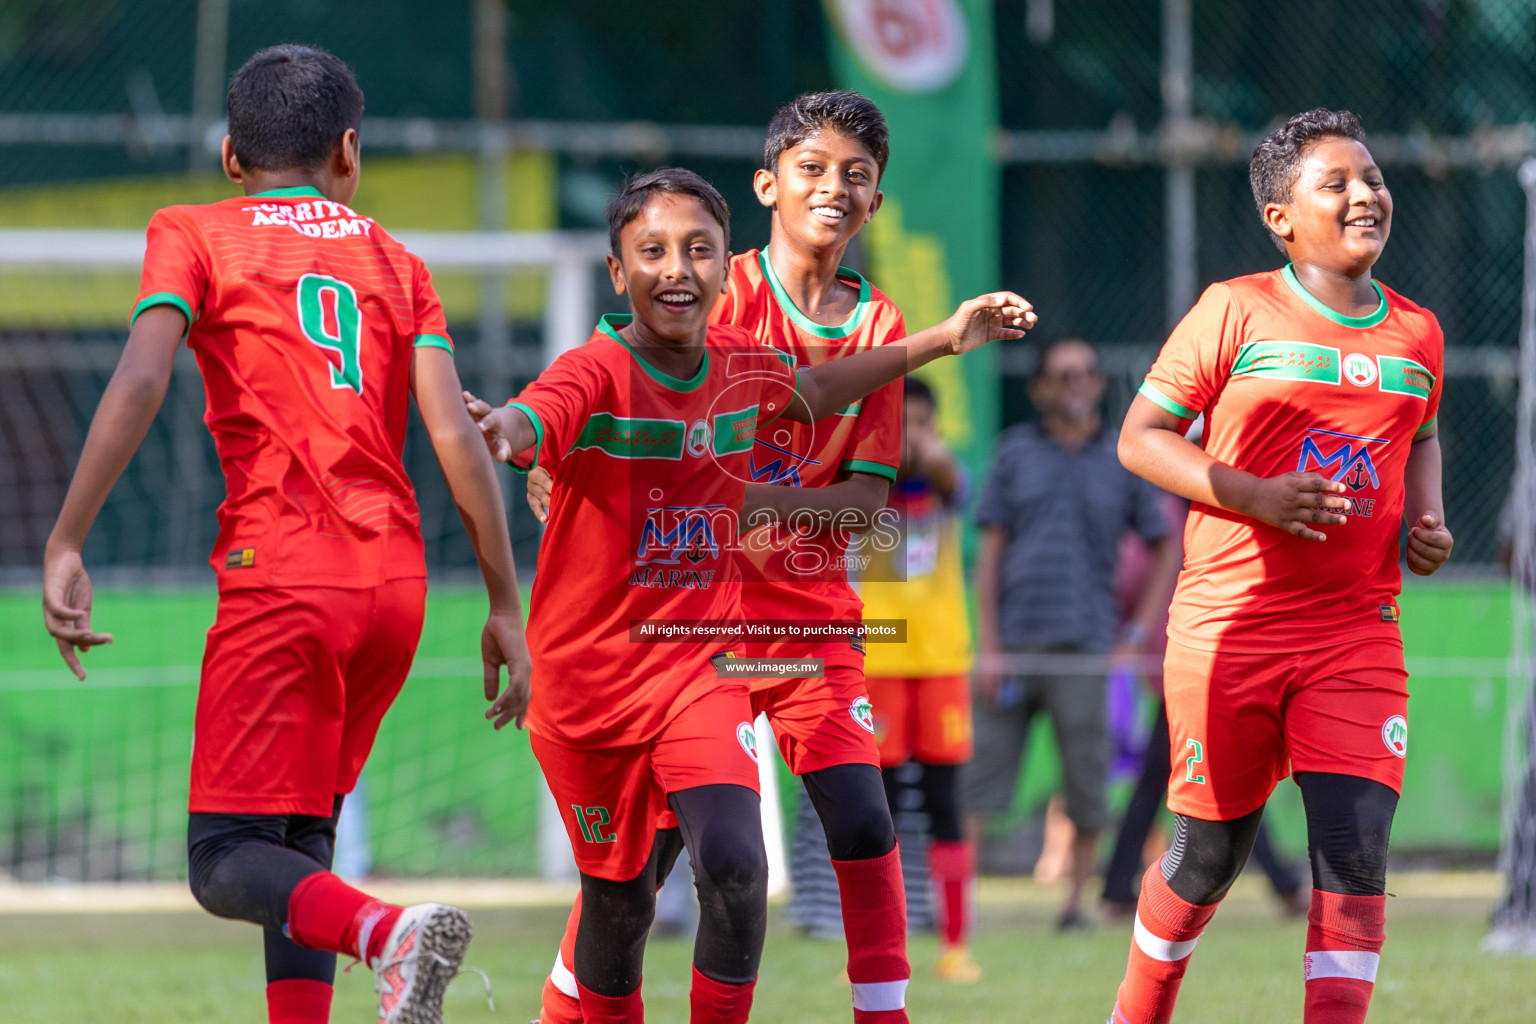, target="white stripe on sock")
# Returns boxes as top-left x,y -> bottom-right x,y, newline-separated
551,950 -> 578,998
851,979 -> 908,1012
1133,912 -> 1201,963
1304,950 -> 1380,982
